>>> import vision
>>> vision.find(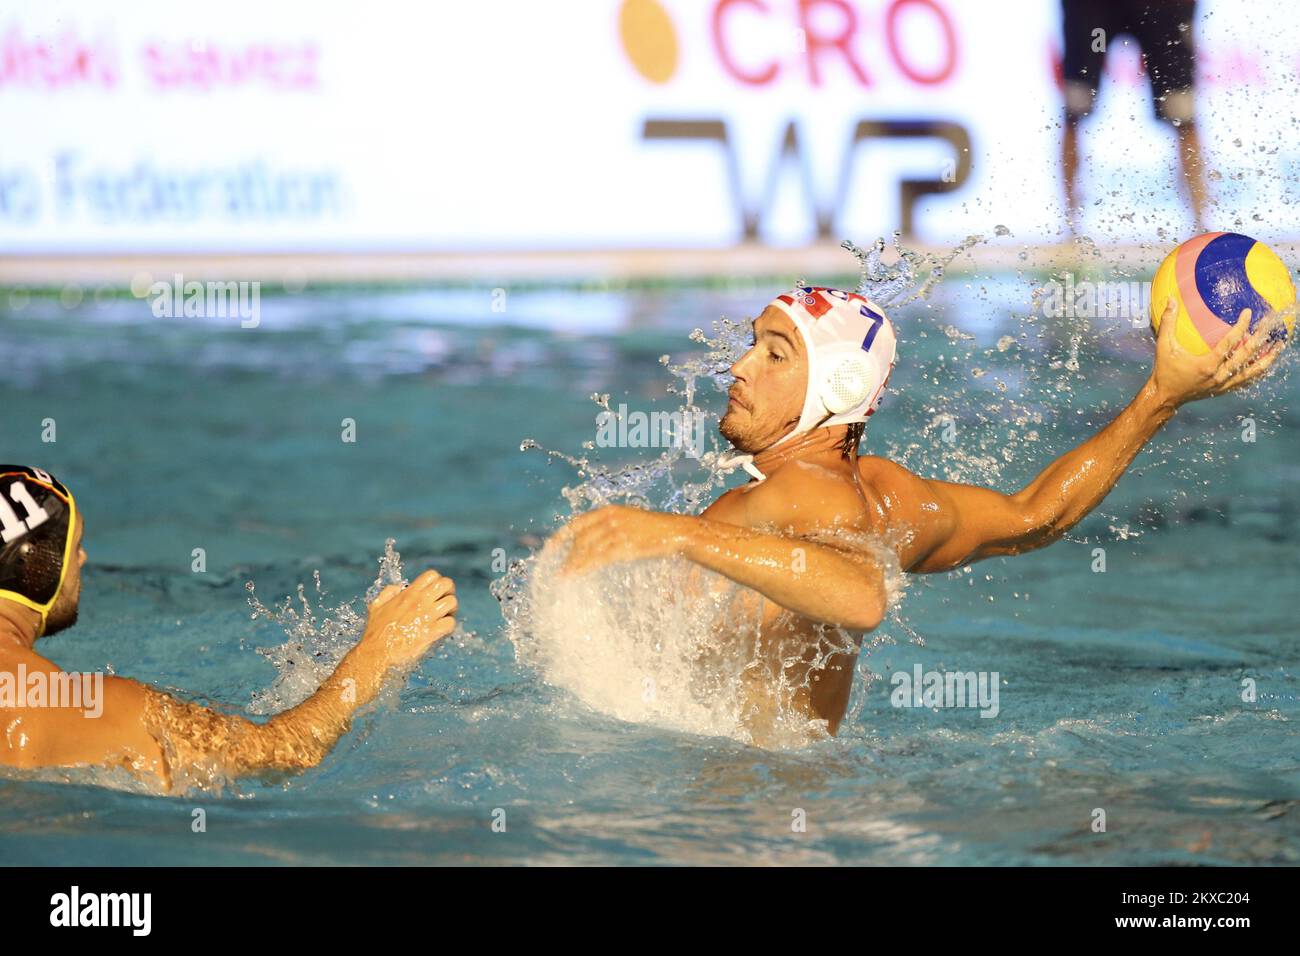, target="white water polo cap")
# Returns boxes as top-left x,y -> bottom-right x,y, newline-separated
767,286 -> 897,448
